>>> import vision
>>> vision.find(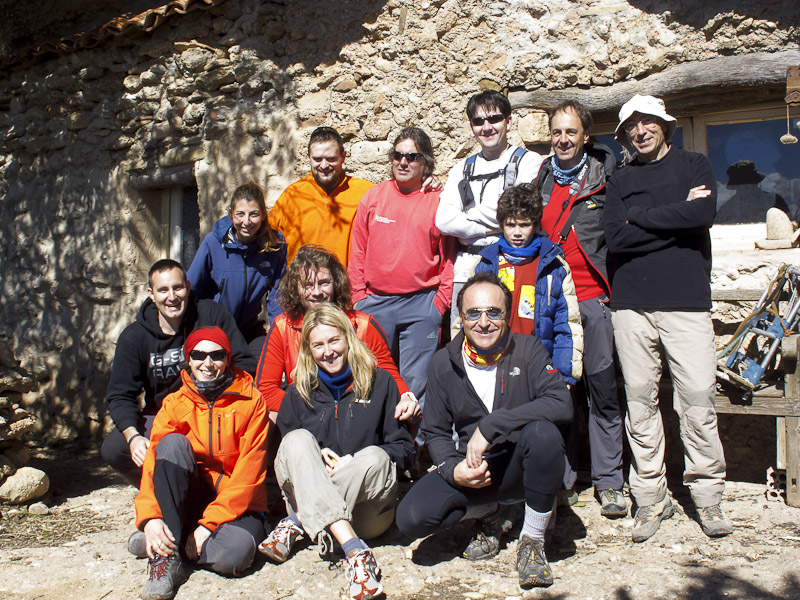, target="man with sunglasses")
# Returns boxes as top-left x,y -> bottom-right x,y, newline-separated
102,259 -> 255,490
436,90 -> 542,332
348,127 -> 456,412
397,272 -> 572,589
604,95 -> 732,542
